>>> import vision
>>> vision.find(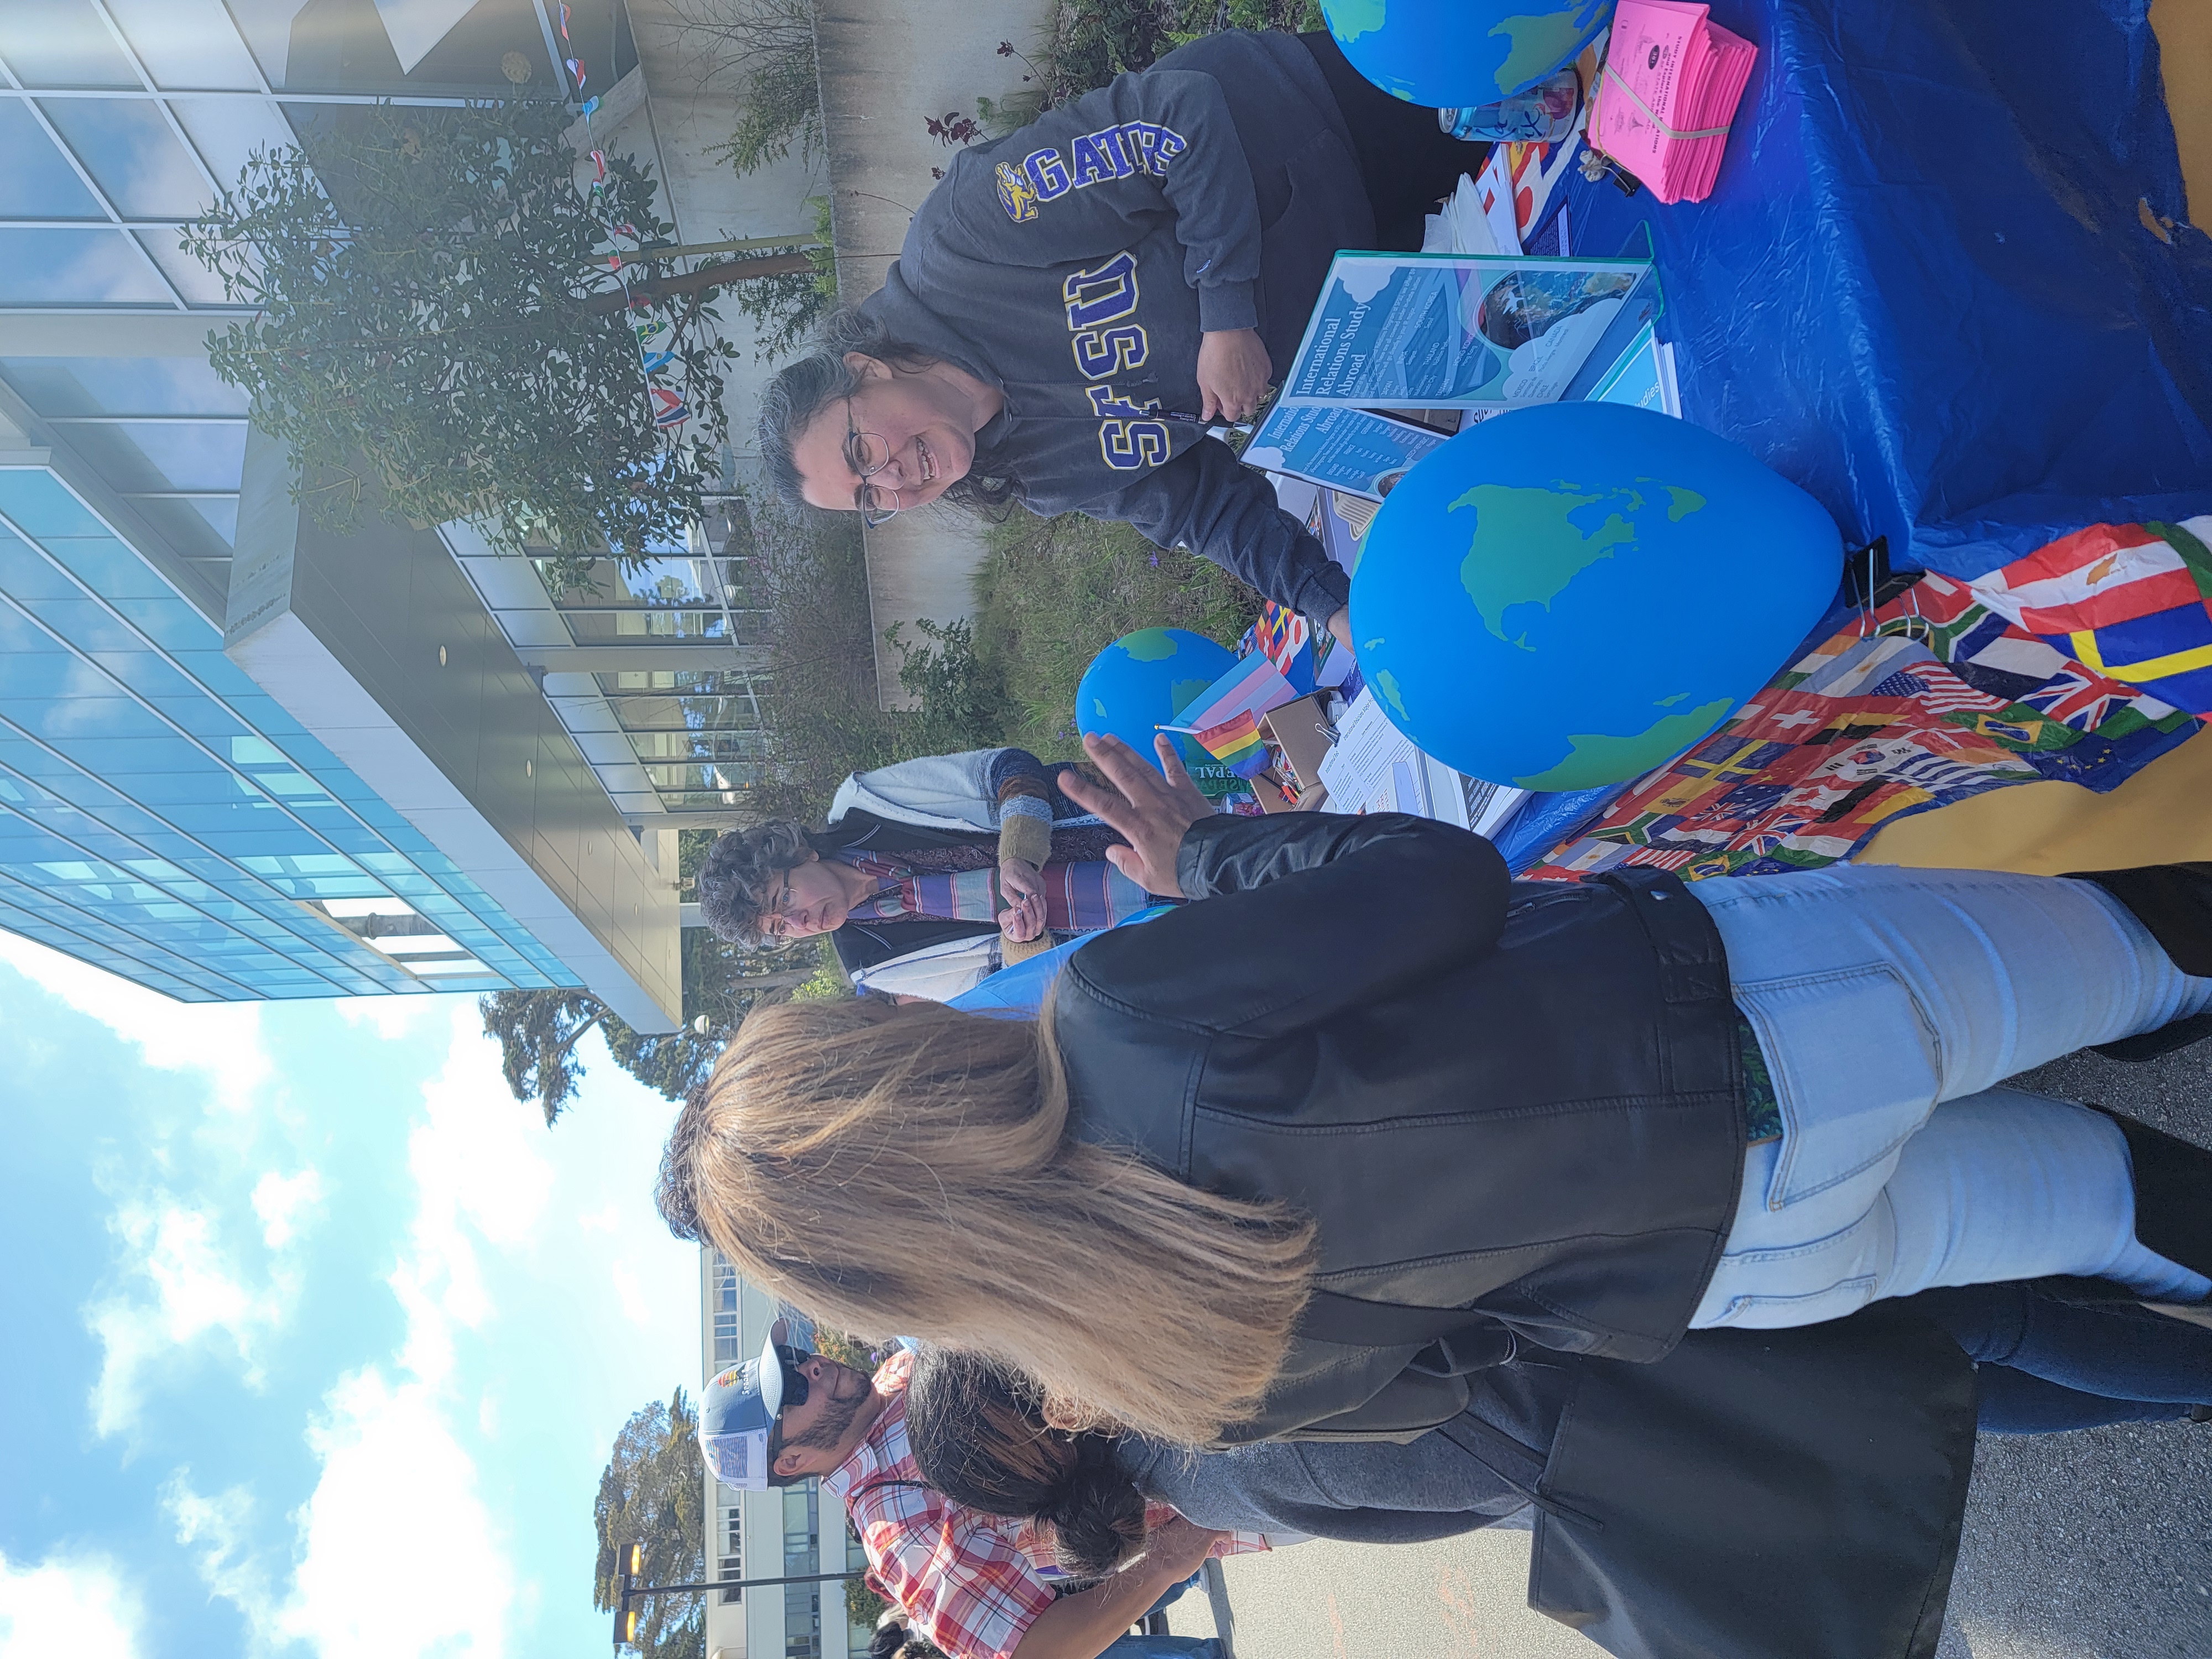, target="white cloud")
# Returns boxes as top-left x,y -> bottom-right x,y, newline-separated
0,934 -> 314,1439
609,1259 -> 652,1327
144,1006 -> 694,1659
88,1198 -> 296,1438
163,1473 -> 268,1616
176,1010 -> 546,1659
384,1009 -> 556,1386
0,933 -> 270,1112
278,1369 -> 514,1659
0,1548 -> 145,1659
252,1170 -> 327,1251
333,995 -> 452,1041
